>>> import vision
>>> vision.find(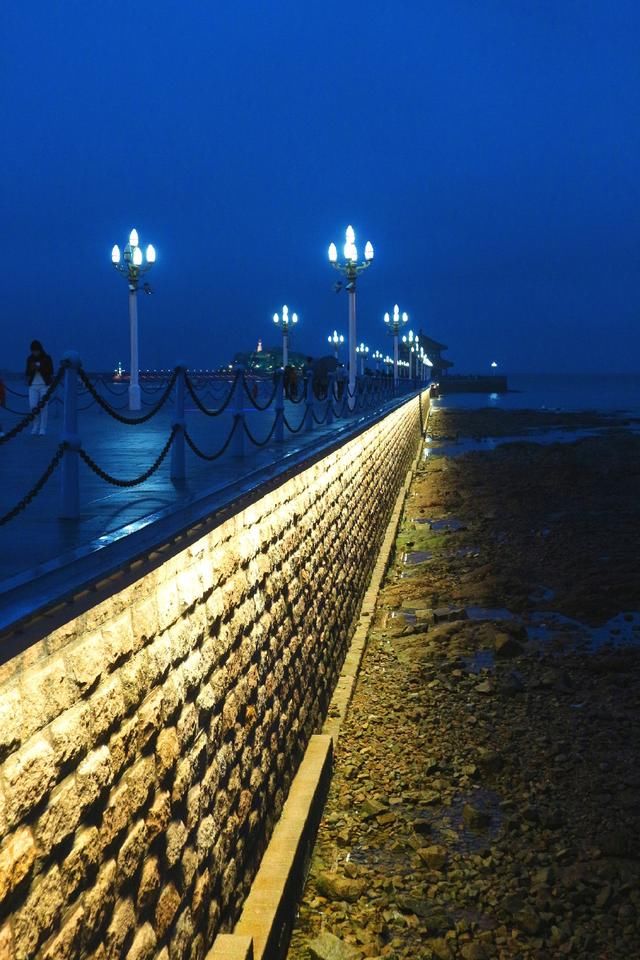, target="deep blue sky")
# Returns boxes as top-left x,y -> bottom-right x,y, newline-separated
2,1 -> 639,374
